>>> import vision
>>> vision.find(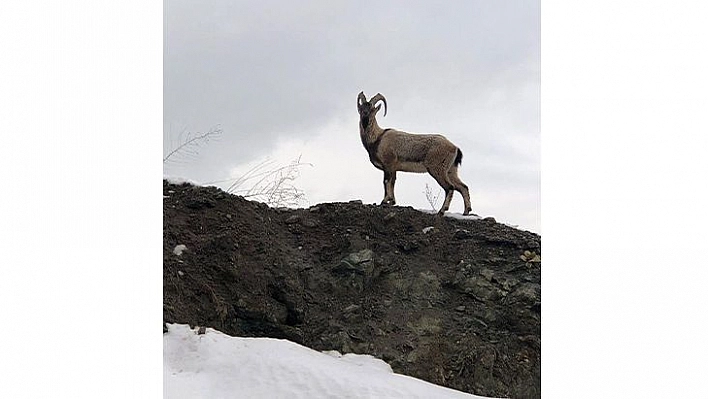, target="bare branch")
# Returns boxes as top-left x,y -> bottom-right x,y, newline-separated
223,155 -> 312,208
424,183 -> 442,211
163,125 -> 223,163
